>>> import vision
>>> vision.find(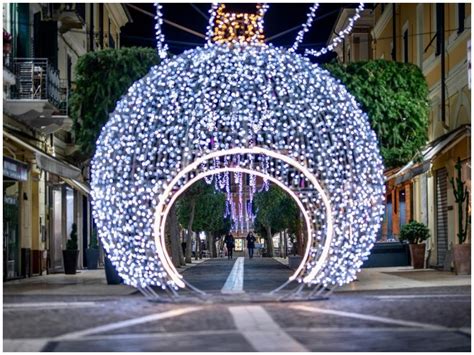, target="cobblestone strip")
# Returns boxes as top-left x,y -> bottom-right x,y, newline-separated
54,307 -> 202,340
229,305 -> 308,352
292,305 -> 469,334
